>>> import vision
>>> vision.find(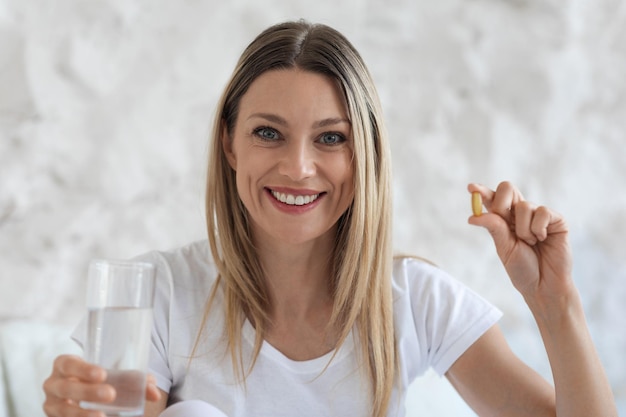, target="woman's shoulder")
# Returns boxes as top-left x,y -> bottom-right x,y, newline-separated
135,239 -> 213,265
391,256 -> 502,379
391,255 -> 473,301
392,255 -> 448,285
134,239 -> 219,290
